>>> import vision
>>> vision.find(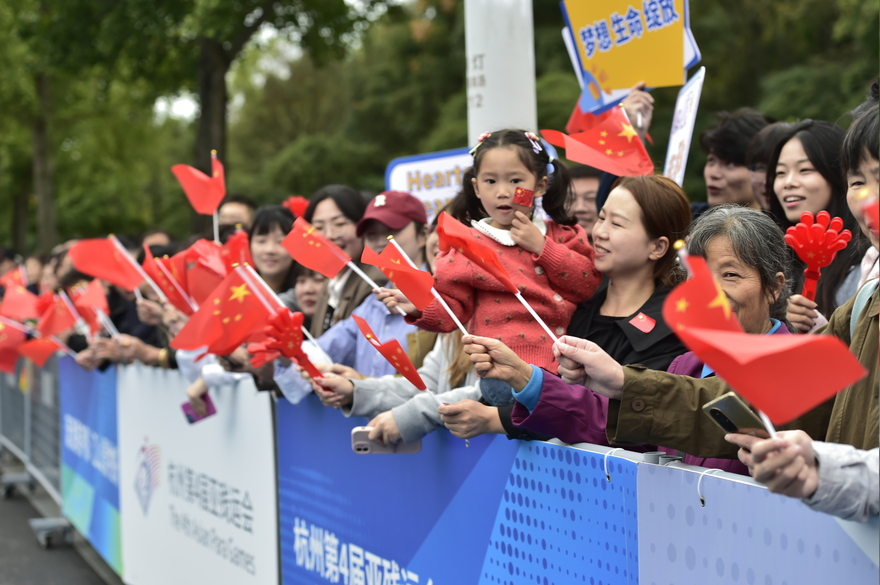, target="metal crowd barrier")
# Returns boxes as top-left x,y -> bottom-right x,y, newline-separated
0,355 -> 72,547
